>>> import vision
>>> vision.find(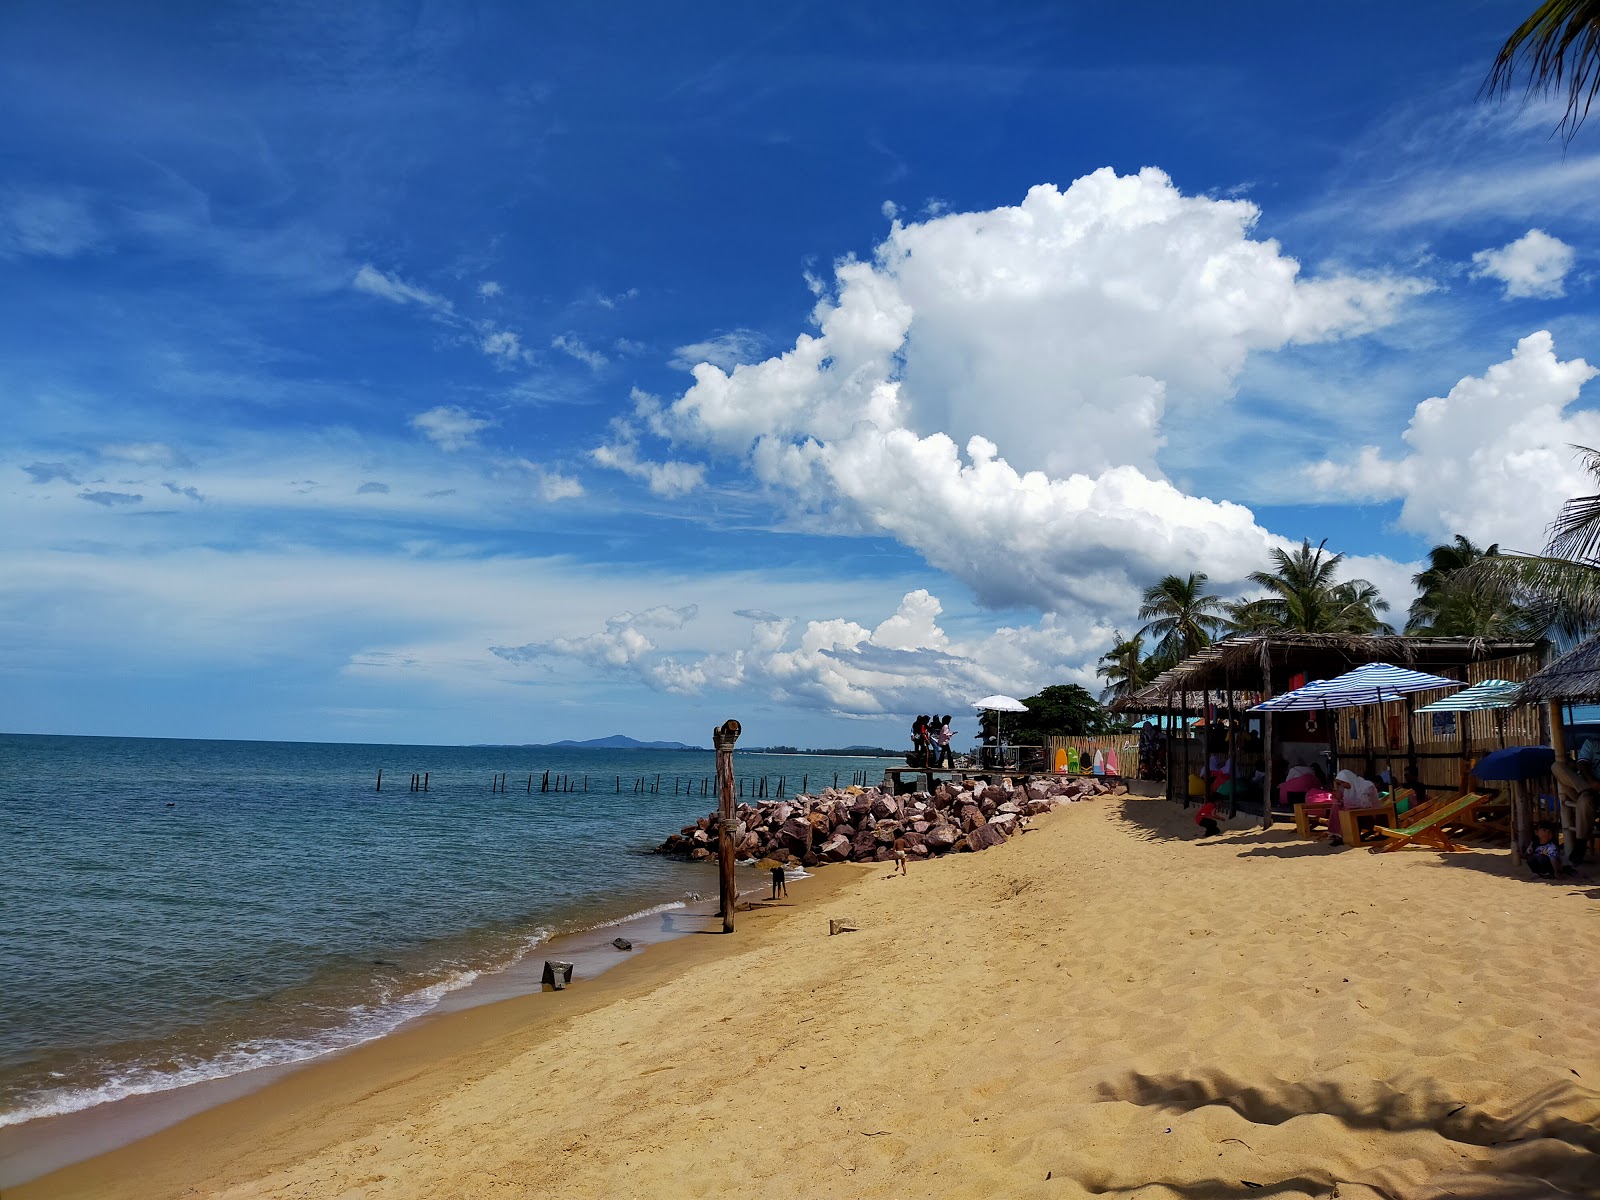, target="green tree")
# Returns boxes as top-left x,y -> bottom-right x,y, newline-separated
1485,1 -> 1600,143
1095,631 -> 1152,703
982,684 -> 1109,745
1407,535 -> 1532,636
1137,573 -> 1224,662
1241,539 -> 1393,634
